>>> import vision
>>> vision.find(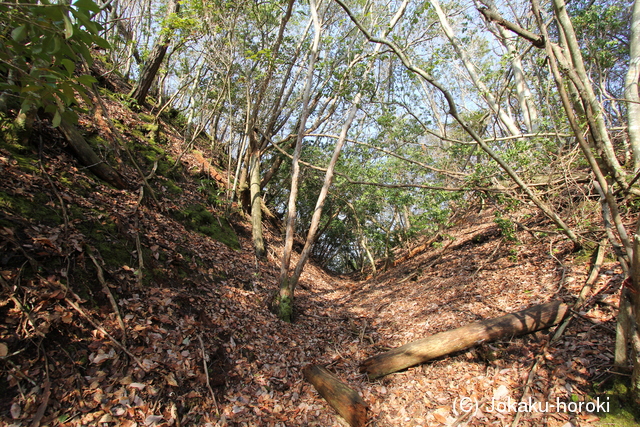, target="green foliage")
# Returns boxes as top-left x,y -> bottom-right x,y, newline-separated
160,107 -> 189,129
494,214 -> 518,242
0,0 -> 110,125
123,127 -> 179,178
197,179 -> 224,207
569,0 -> 631,71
